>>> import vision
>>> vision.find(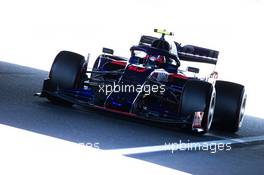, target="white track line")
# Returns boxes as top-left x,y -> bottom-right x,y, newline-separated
107,135 -> 264,155
0,124 -> 190,175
